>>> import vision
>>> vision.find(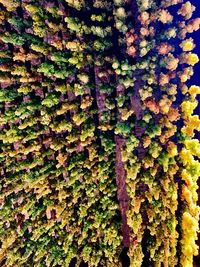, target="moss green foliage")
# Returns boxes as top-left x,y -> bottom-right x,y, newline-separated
0,0 -> 199,266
